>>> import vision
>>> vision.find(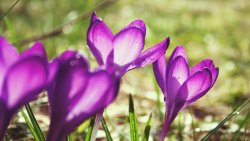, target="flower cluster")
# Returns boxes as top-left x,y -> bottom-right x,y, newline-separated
0,12 -> 218,141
